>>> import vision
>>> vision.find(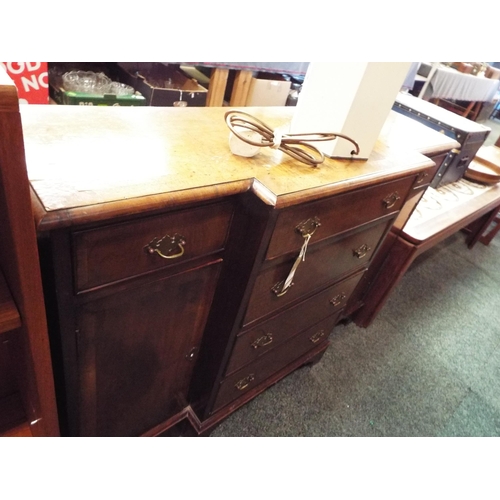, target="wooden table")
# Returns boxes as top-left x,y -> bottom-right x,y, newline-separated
195,62 -> 308,107
354,176 -> 500,327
